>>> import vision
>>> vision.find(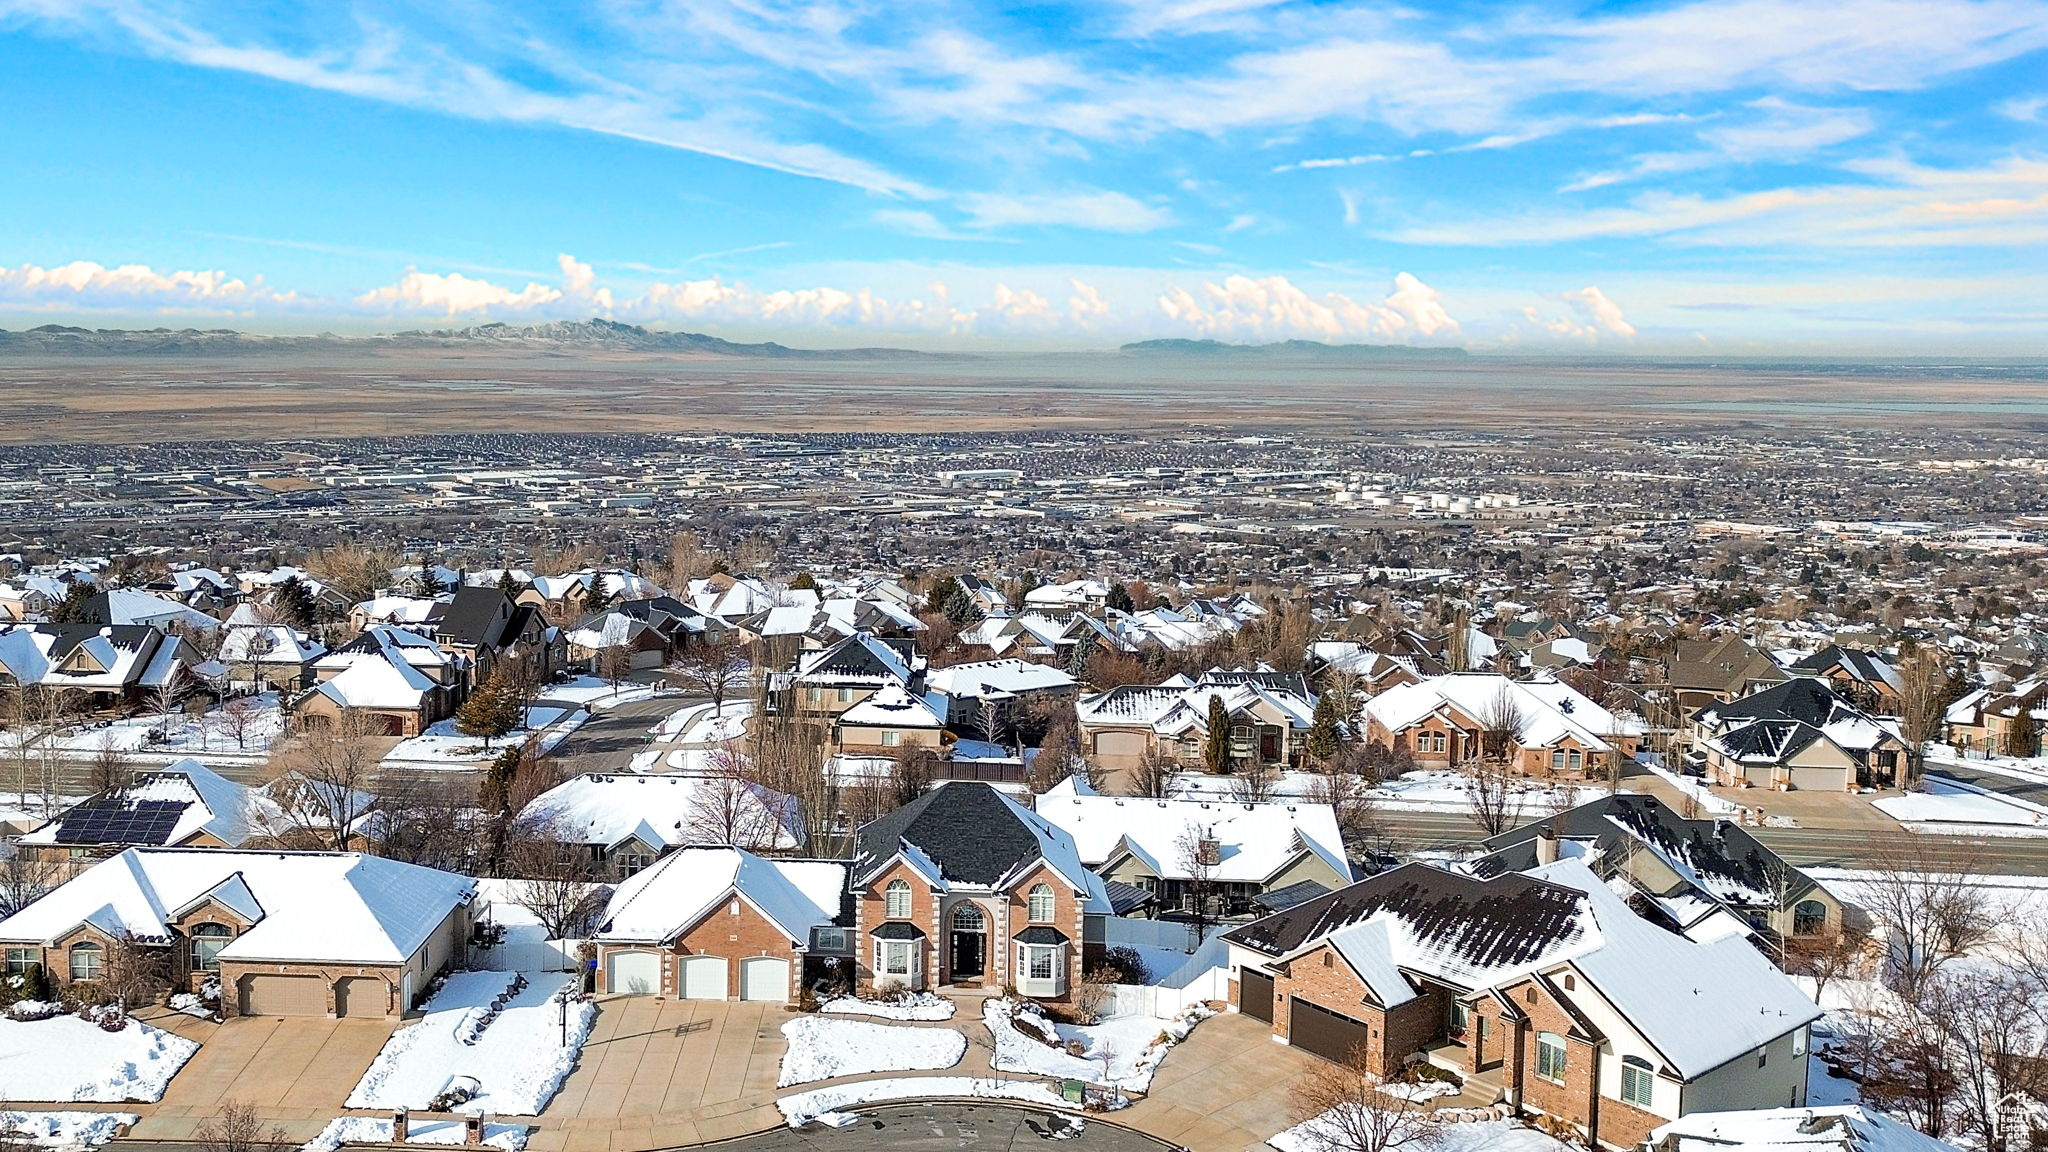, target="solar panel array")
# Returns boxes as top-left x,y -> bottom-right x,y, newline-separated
53,799 -> 188,845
